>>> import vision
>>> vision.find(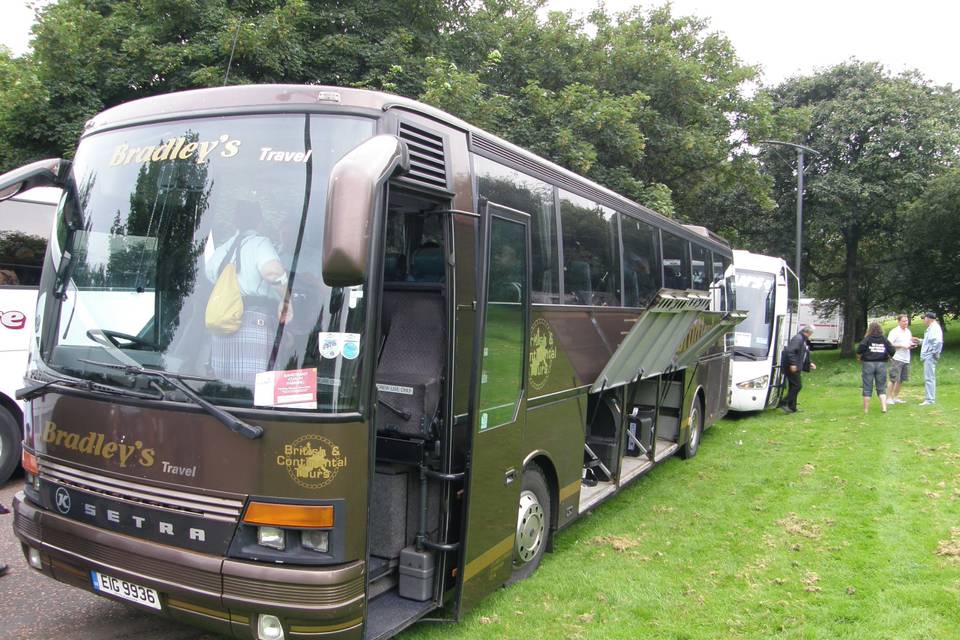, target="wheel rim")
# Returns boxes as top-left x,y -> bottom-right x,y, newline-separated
689,405 -> 700,450
514,489 -> 545,565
